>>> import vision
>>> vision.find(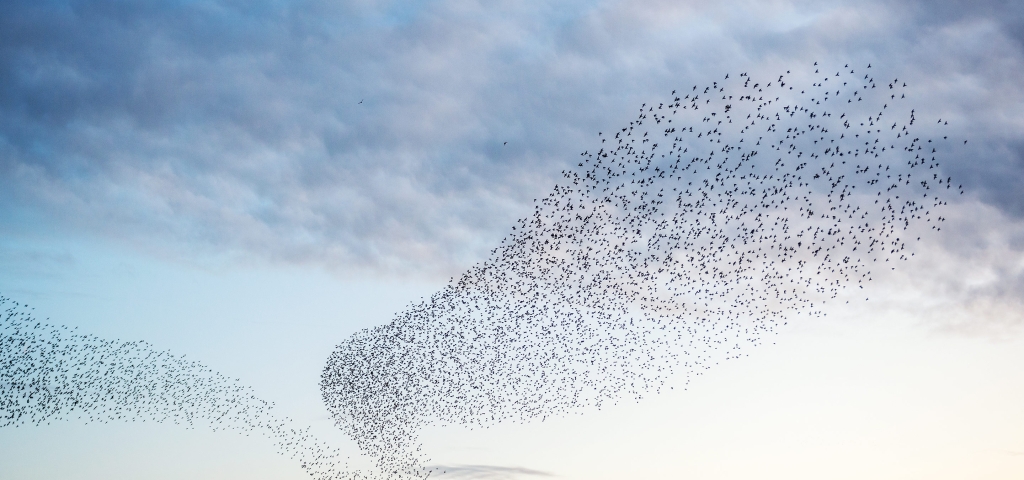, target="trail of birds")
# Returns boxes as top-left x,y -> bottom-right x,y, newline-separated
321,62 -> 962,479
0,296 -> 360,480
0,61 -> 961,480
